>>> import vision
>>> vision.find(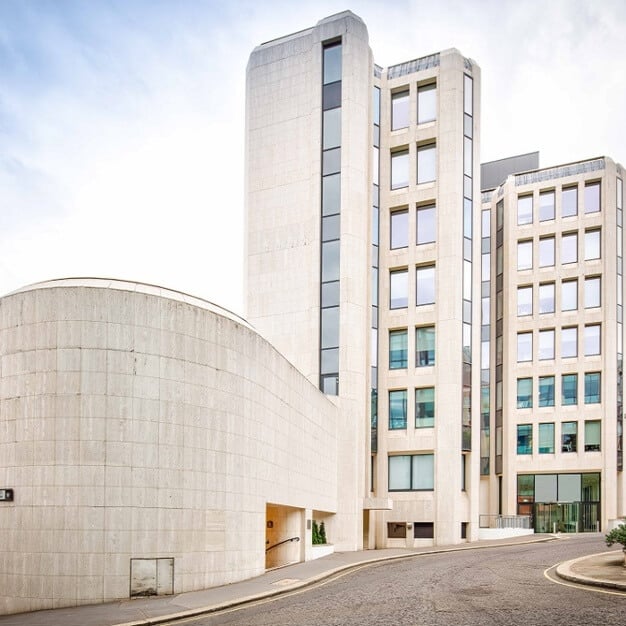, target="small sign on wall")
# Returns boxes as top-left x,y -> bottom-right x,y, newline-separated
0,489 -> 13,502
